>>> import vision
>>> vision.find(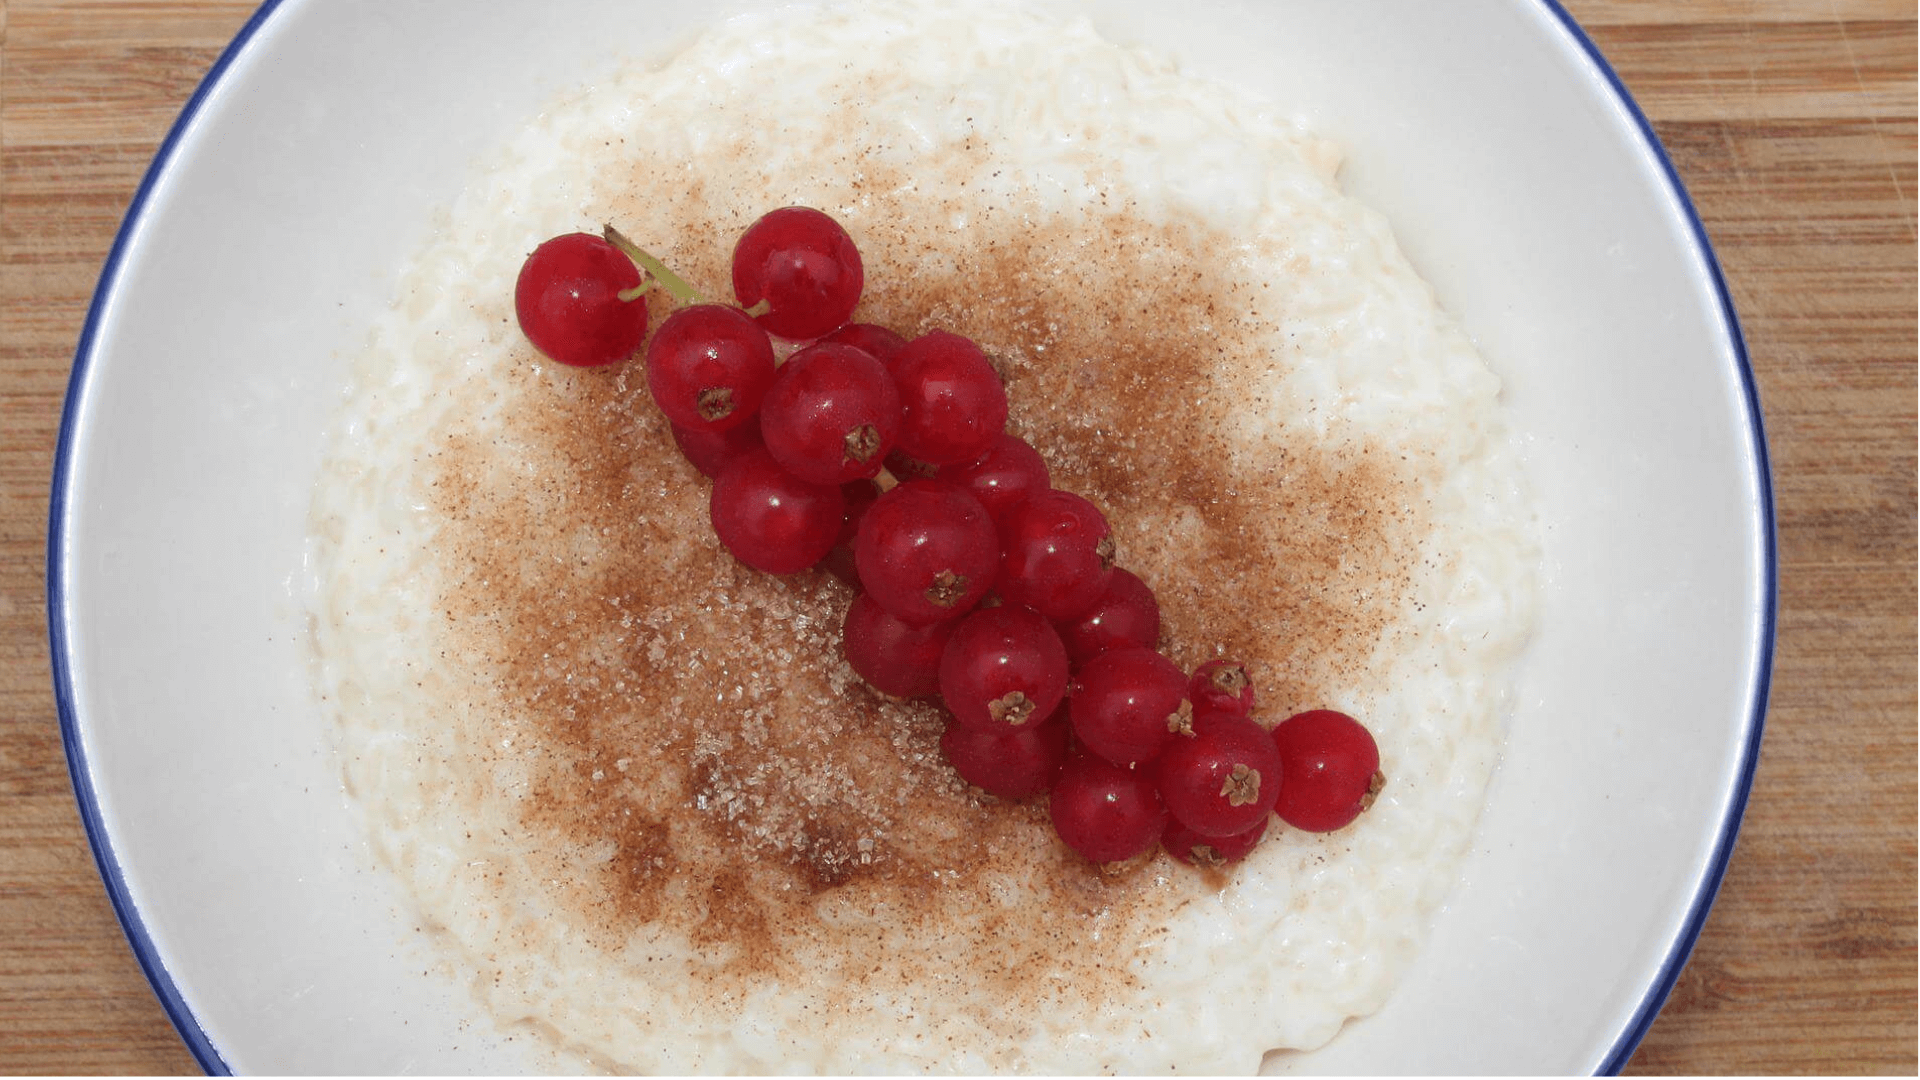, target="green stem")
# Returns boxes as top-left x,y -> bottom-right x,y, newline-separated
603,224 -> 705,306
